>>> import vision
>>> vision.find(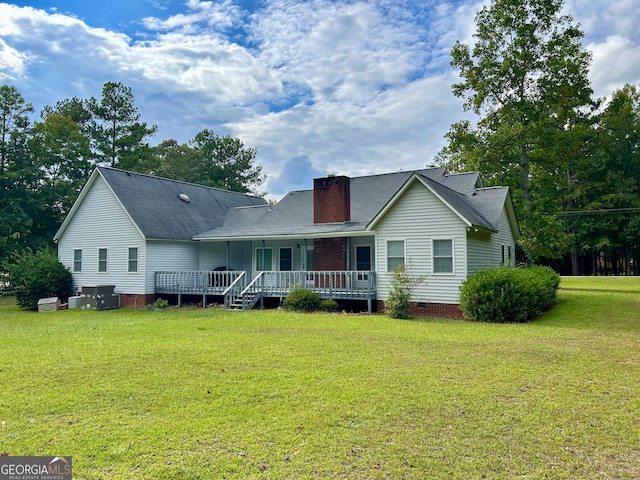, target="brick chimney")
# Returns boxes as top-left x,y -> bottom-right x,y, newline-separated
313,175 -> 351,224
